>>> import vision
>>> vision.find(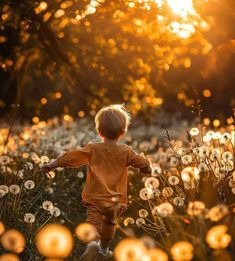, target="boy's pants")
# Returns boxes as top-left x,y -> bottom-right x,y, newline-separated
85,204 -> 121,248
